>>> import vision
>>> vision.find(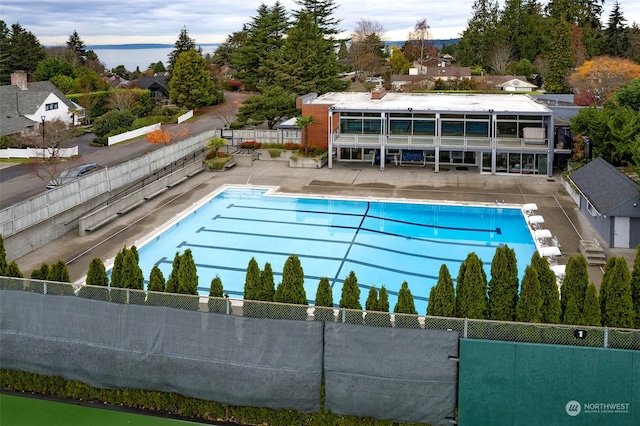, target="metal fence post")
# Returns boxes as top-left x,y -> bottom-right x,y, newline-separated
43,282 -> 47,295
463,318 -> 468,338
604,327 -> 608,348
341,309 -> 346,323
226,298 -> 230,315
